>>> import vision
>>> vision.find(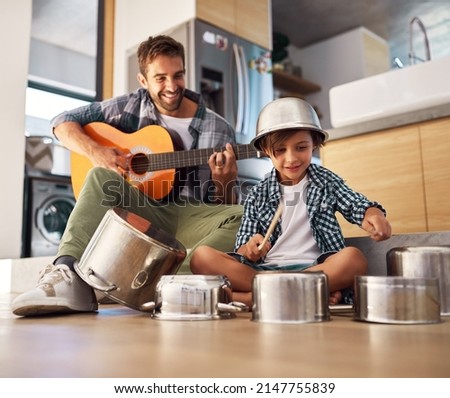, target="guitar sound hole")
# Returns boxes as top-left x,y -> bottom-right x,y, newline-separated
130,154 -> 149,175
